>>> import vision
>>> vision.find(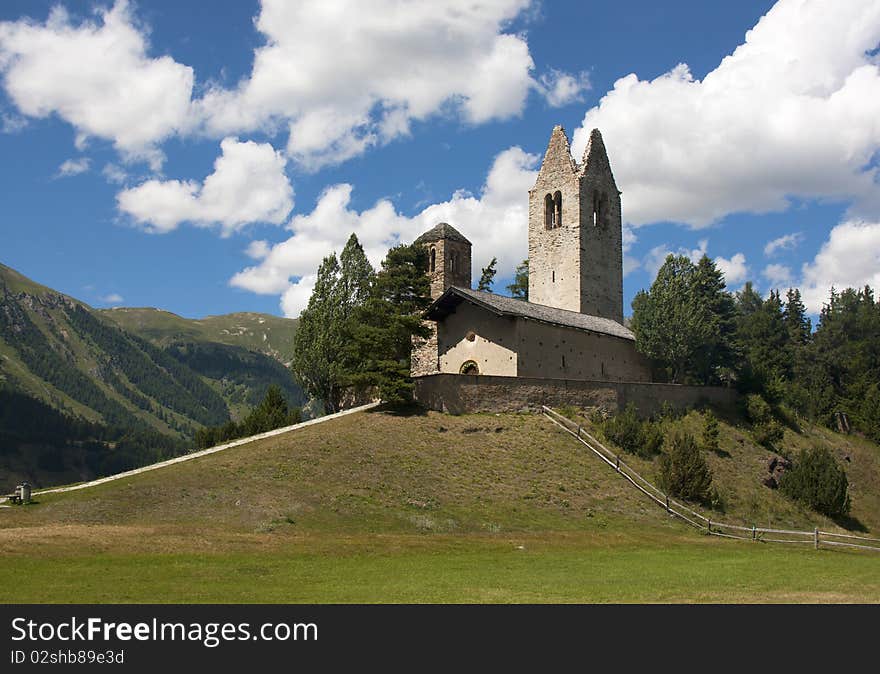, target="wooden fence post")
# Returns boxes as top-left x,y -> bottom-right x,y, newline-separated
615,456 -> 620,472
707,518 -> 711,534
665,496 -> 670,513
814,528 -> 819,550
577,425 -> 582,438
752,525 -> 756,541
